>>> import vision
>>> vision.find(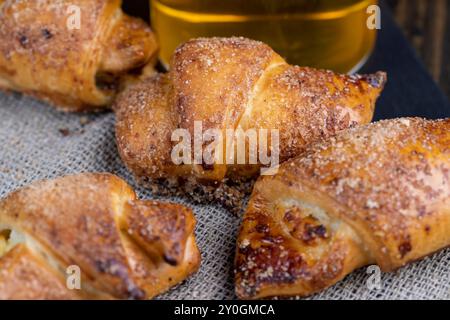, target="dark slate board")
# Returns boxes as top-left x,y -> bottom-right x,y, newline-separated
361,1 -> 450,120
